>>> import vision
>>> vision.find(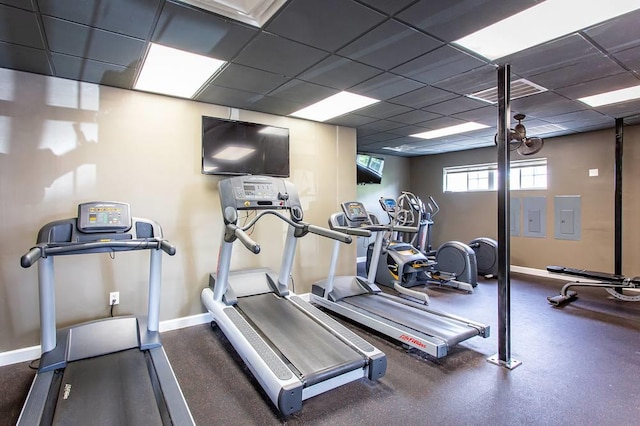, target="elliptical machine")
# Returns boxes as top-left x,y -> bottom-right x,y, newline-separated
366,192 -> 475,294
